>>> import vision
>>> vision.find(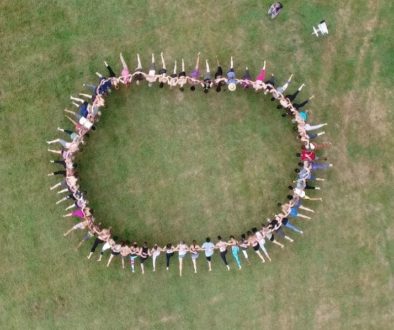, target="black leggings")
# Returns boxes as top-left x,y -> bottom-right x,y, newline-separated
293,99 -> 309,109
285,89 -> 300,102
64,129 -> 74,136
106,65 -> 116,78
90,238 -> 104,252
305,183 -> 317,189
64,193 -> 74,200
265,77 -> 276,87
166,252 -> 174,267
215,66 -> 223,78
53,160 -> 66,167
52,170 -> 66,176
220,250 -> 228,265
